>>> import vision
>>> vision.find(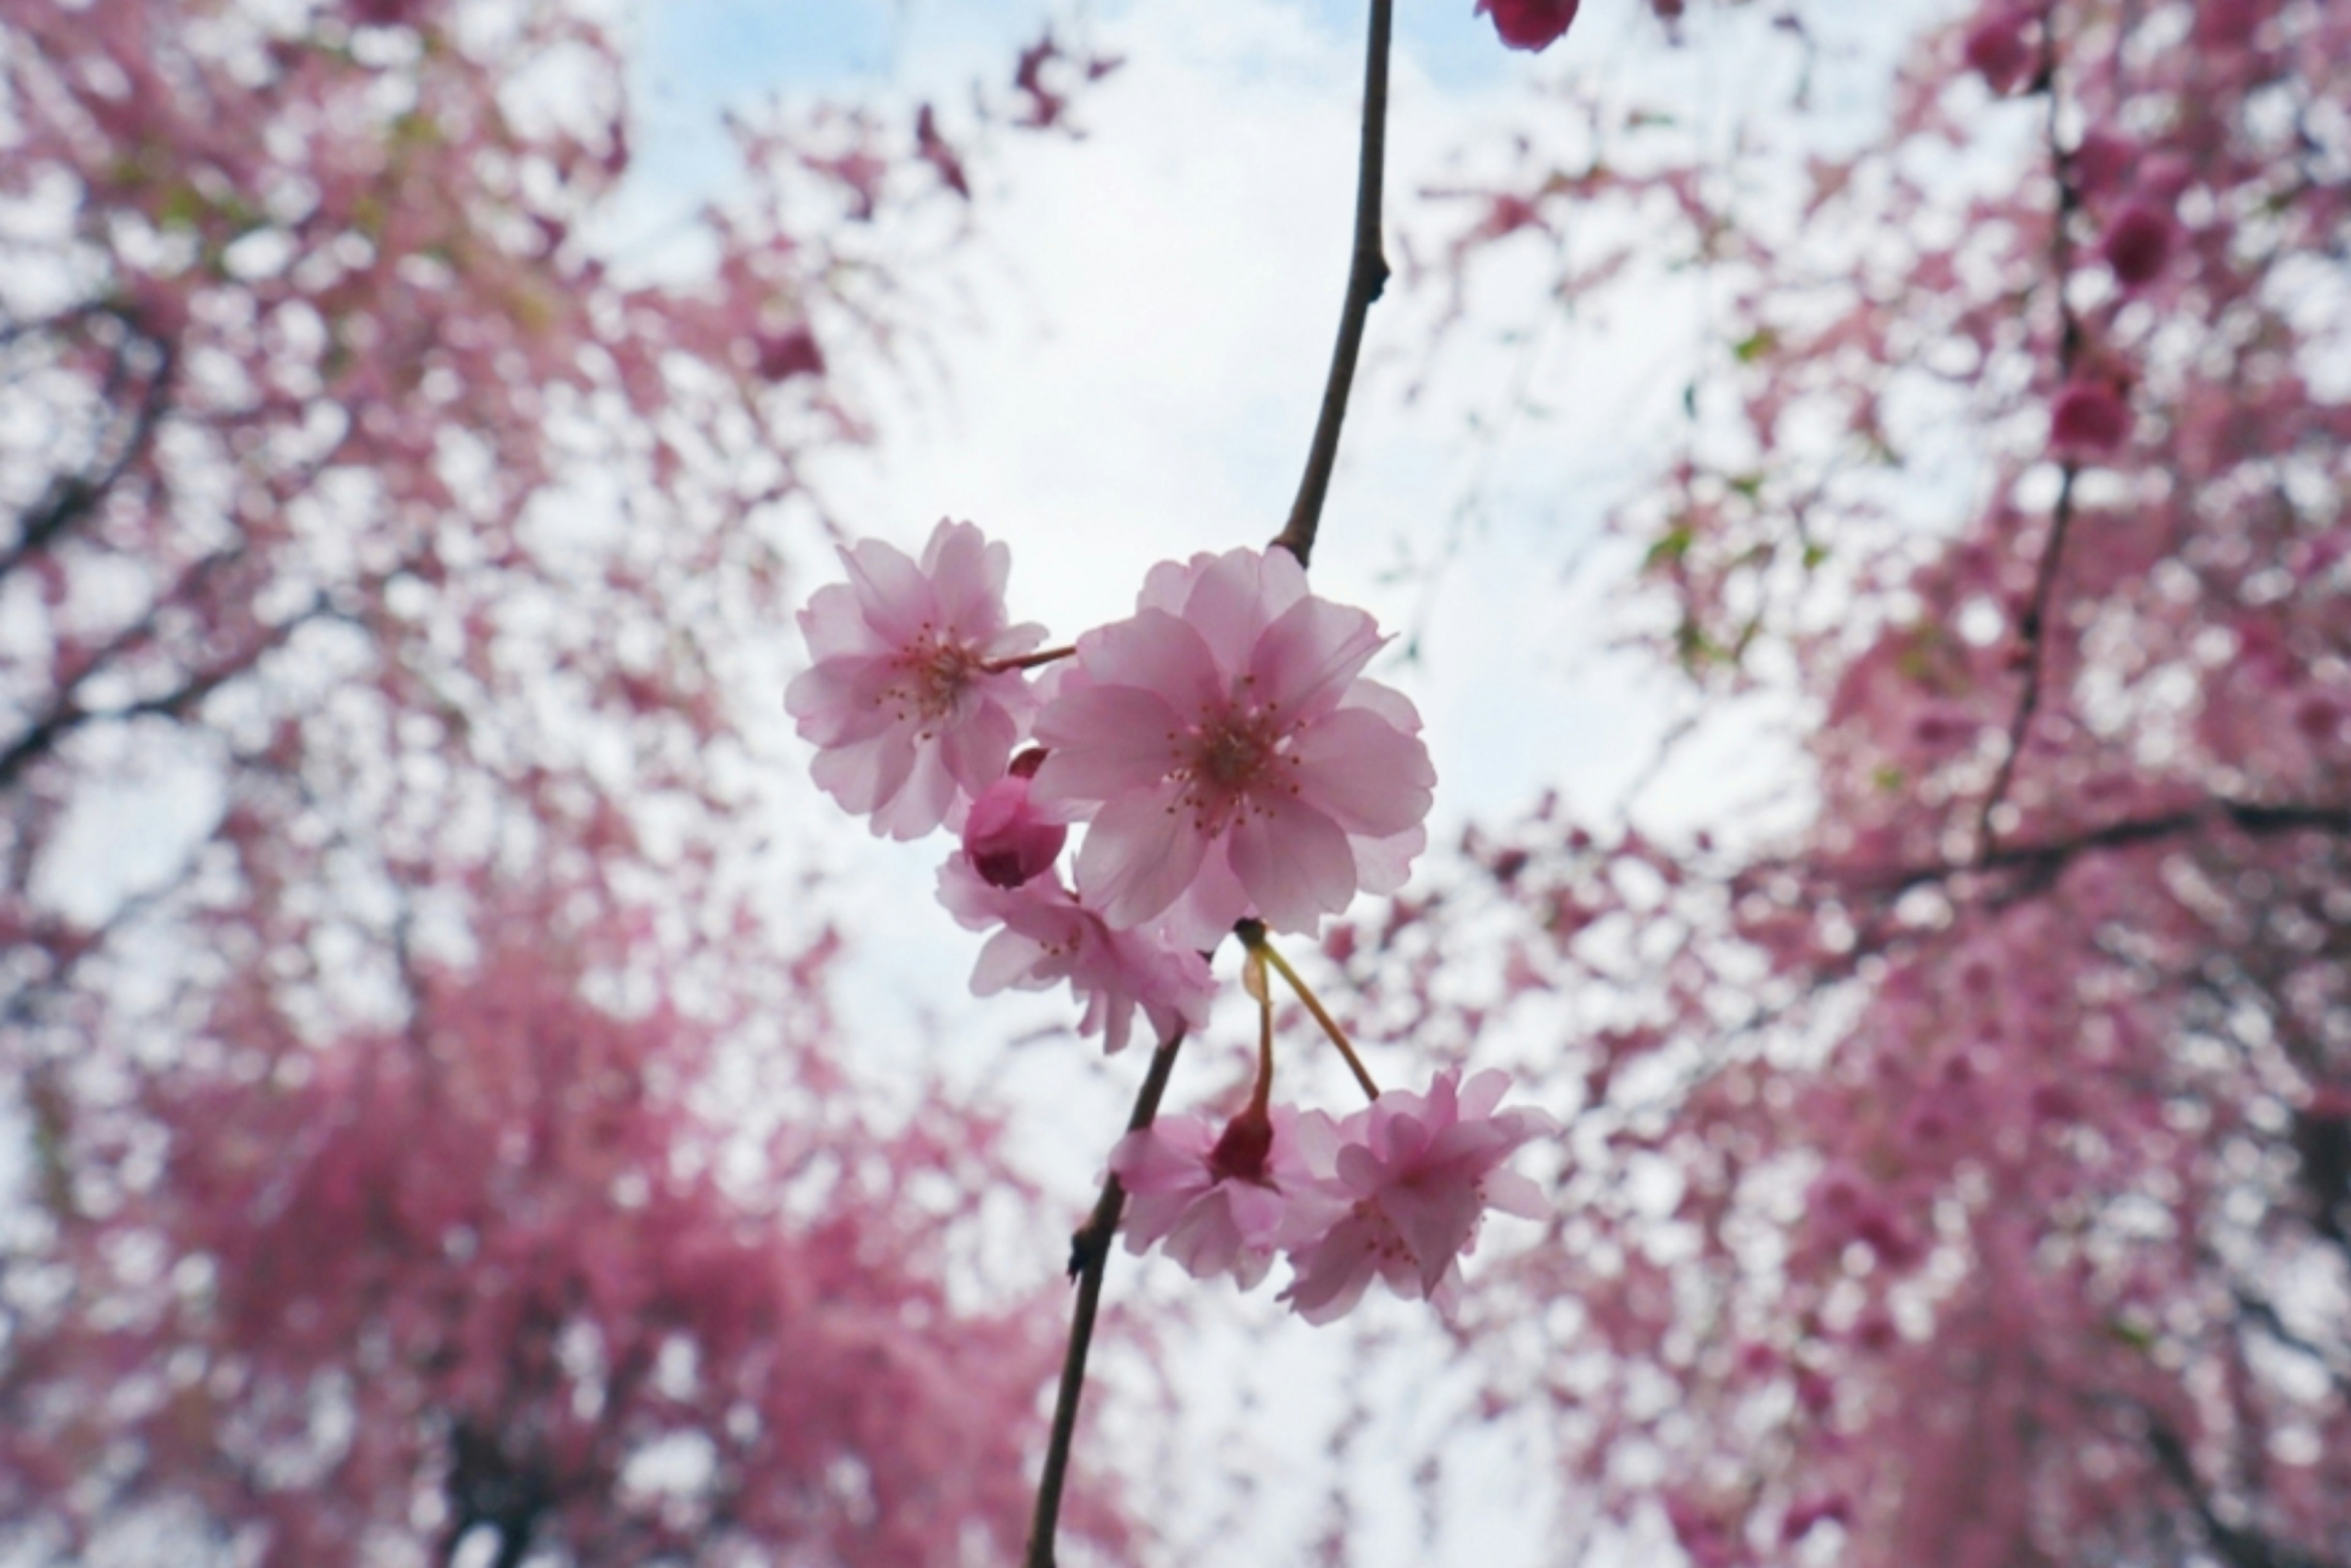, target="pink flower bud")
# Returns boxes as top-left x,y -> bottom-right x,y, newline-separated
1963,11 -> 2034,96
1476,0 -> 1580,53
2100,201 -> 2176,287
961,767 -> 1067,889
1206,1103 -> 1275,1185
752,325 -> 825,383
2051,380 -> 2132,454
